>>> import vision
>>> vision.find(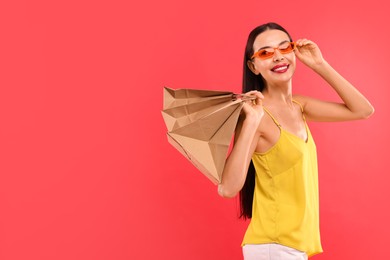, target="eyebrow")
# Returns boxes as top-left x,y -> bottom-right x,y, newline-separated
256,40 -> 290,52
